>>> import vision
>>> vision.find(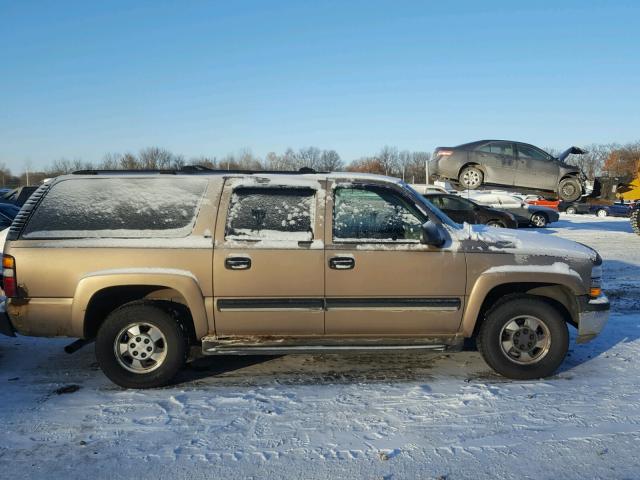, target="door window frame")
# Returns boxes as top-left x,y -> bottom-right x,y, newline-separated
327,182 -> 429,247
215,178 -> 326,249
